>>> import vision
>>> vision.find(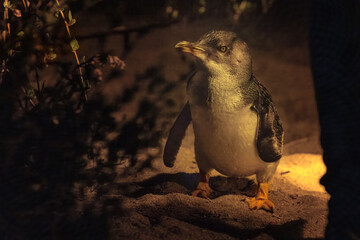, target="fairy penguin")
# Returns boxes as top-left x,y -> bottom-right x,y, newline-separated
164,30 -> 284,212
